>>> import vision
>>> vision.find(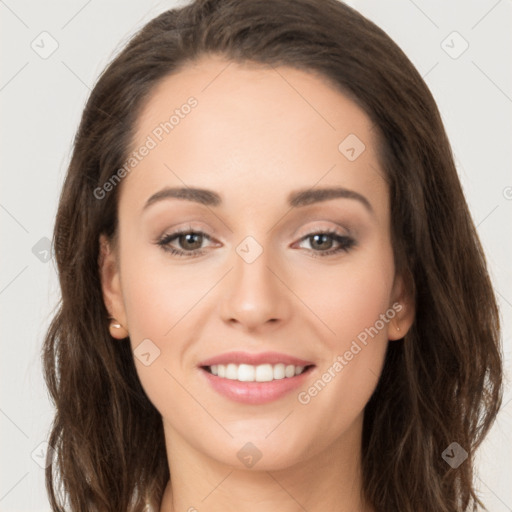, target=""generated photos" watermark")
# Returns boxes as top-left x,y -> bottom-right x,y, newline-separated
297,302 -> 402,405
